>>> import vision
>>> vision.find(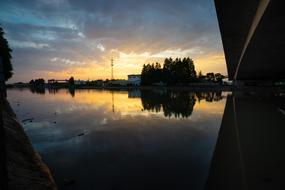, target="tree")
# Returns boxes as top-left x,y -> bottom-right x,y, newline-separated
206,73 -> 215,82
69,76 -> 75,86
162,58 -> 173,85
0,27 -> 13,81
141,57 -> 197,86
29,80 -> 35,85
214,73 -> 225,83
